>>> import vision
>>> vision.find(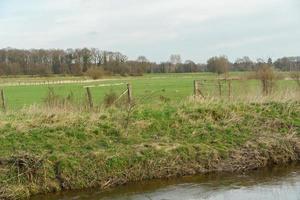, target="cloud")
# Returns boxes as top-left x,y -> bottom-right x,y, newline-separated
0,0 -> 299,62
